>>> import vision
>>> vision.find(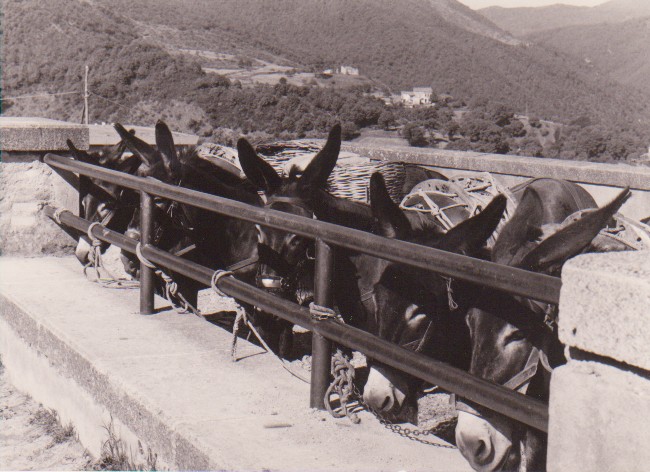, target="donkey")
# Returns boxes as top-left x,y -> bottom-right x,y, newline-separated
354,173 -> 509,423
455,186 -> 630,472
115,120 -> 261,310
67,137 -> 140,265
236,124 -> 361,356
